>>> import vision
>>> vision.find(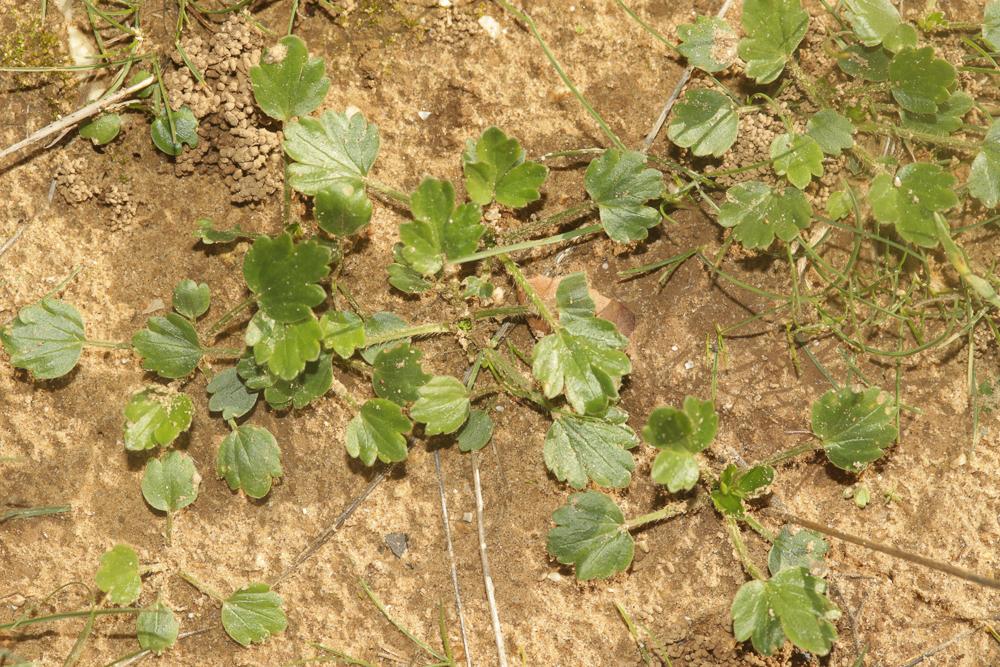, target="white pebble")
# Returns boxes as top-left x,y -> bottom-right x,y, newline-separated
684,360 -> 695,370
417,110 -> 431,120
345,105 -> 361,118
438,0 -> 452,6
478,15 -> 501,39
